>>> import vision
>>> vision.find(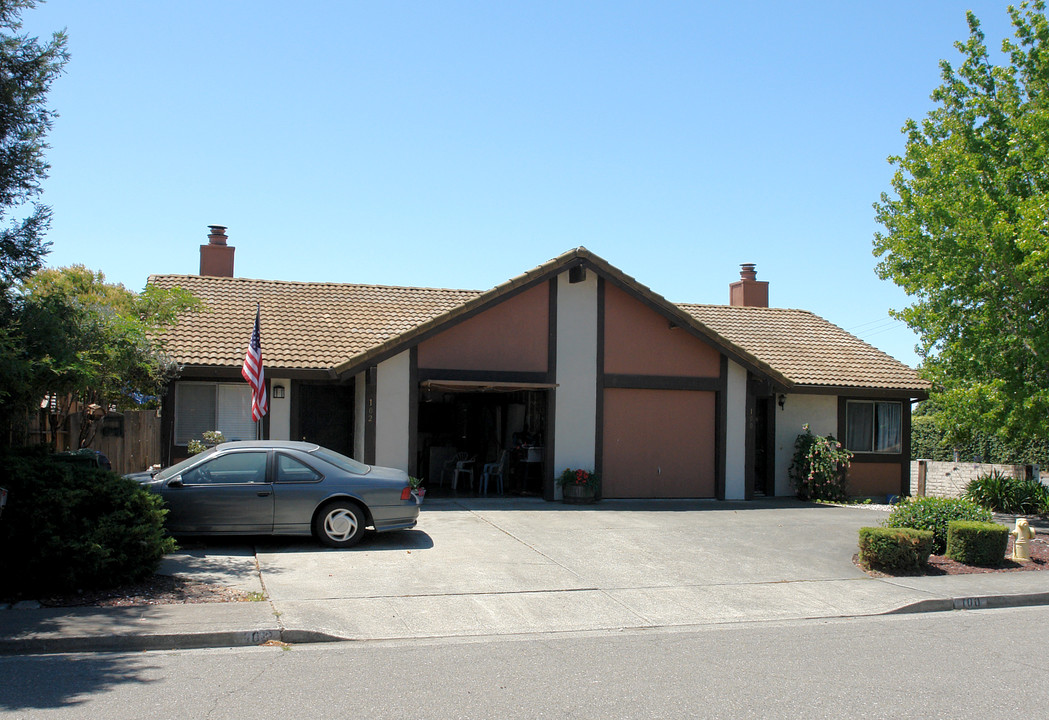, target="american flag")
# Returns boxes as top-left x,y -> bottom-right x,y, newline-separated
242,304 -> 268,421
